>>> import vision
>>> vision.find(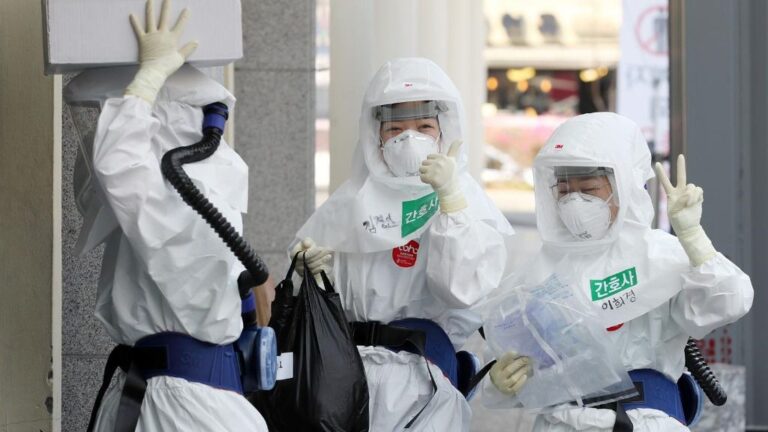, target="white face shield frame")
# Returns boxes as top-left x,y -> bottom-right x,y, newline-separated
534,163 -> 624,245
